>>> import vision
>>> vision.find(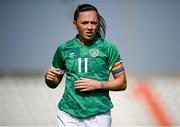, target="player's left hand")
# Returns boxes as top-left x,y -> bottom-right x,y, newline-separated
74,77 -> 101,92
